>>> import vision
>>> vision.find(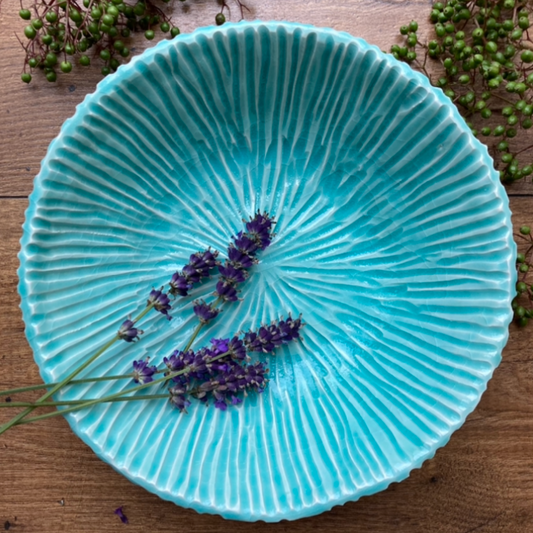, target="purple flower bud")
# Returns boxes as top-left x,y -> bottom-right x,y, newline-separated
193,300 -> 221,324
278,315 -> 304,343
228,336 -> 247,360
227,246 -> 255,269
169,272 -> 192,297
214,280 -> 239,302
118,319 -> 143,342
234,231 -> 259,254
148,289 -> 172,320
169,384 -> 191,412
218,263 -> 247,284
132,359 -> 157,384
114,506 -> 129,524
244,315 -> 303,353
210,338 -> 229,355
246,211 -> 275,250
